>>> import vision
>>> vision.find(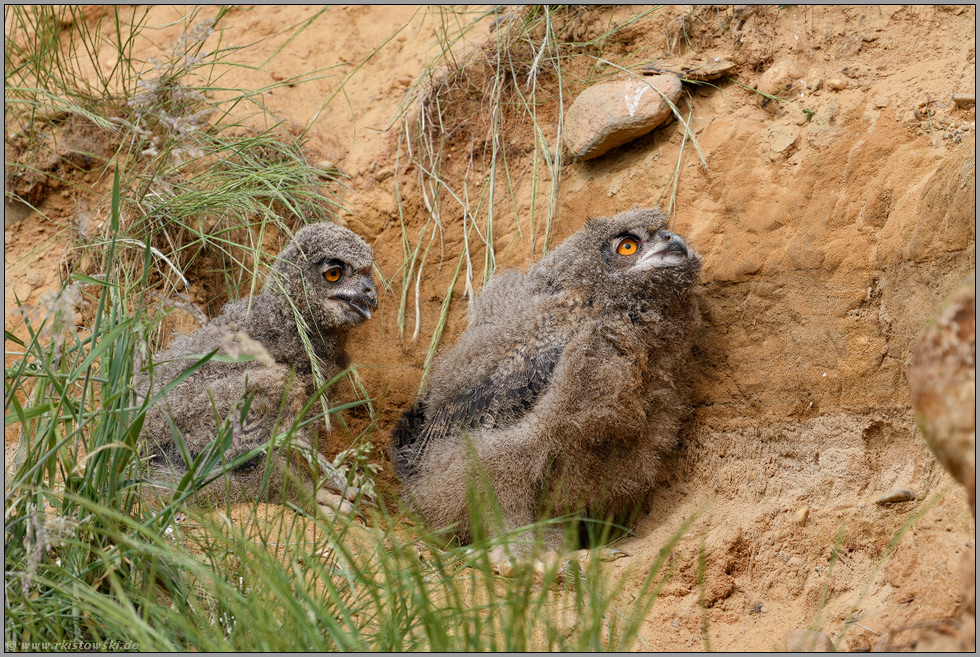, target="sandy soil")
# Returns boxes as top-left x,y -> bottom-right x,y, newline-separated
5,5 -> 975,651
